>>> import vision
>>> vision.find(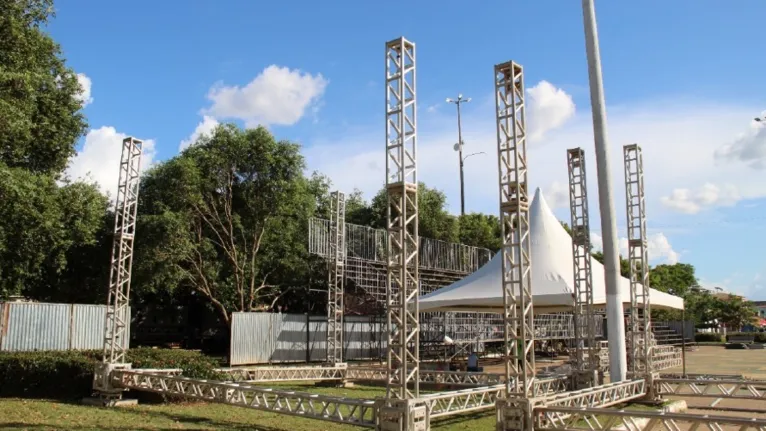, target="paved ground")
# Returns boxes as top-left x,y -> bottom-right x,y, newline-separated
666,344 -> 766,378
